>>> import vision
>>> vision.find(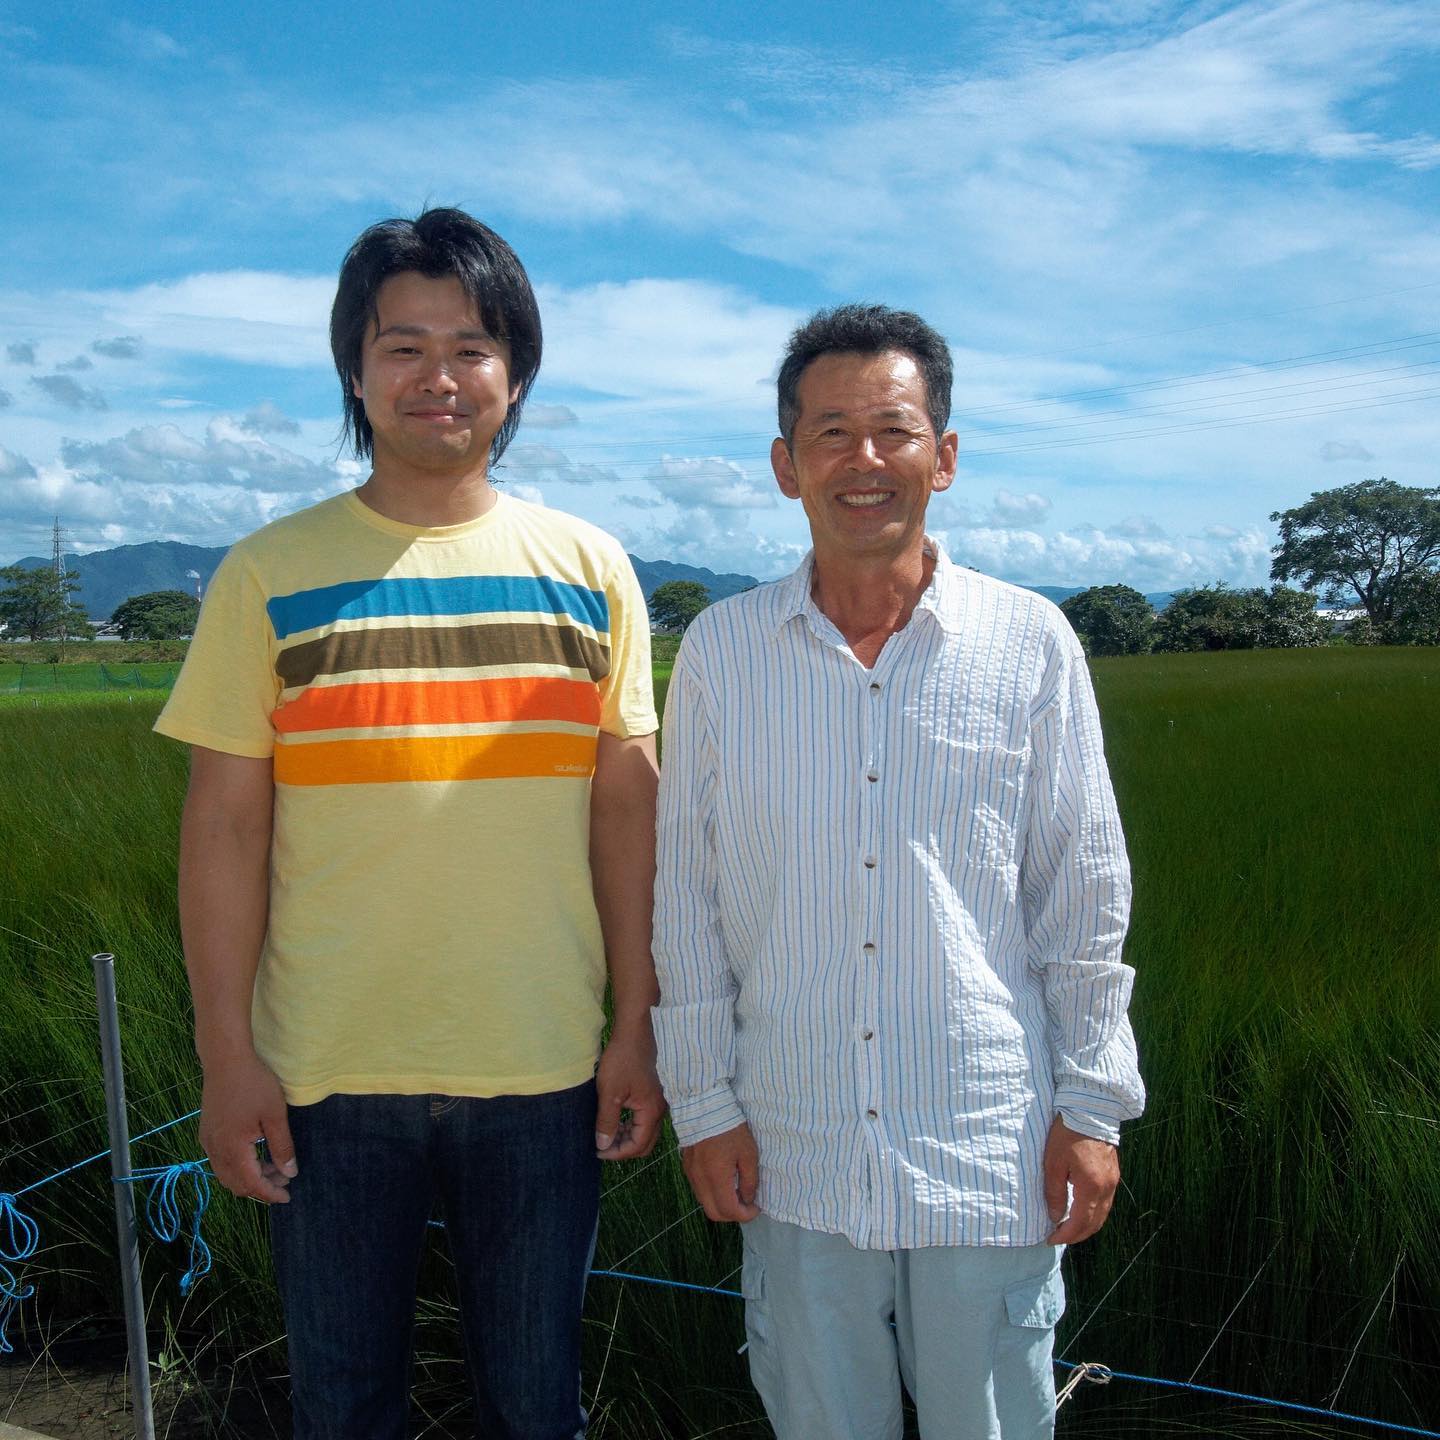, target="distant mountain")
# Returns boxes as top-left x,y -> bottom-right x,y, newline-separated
1025,583 -> 1178,612
628,556 -> 759,603
8,539 -> 761,619
10,541 -> 228,621
7,538 -> 1178,619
